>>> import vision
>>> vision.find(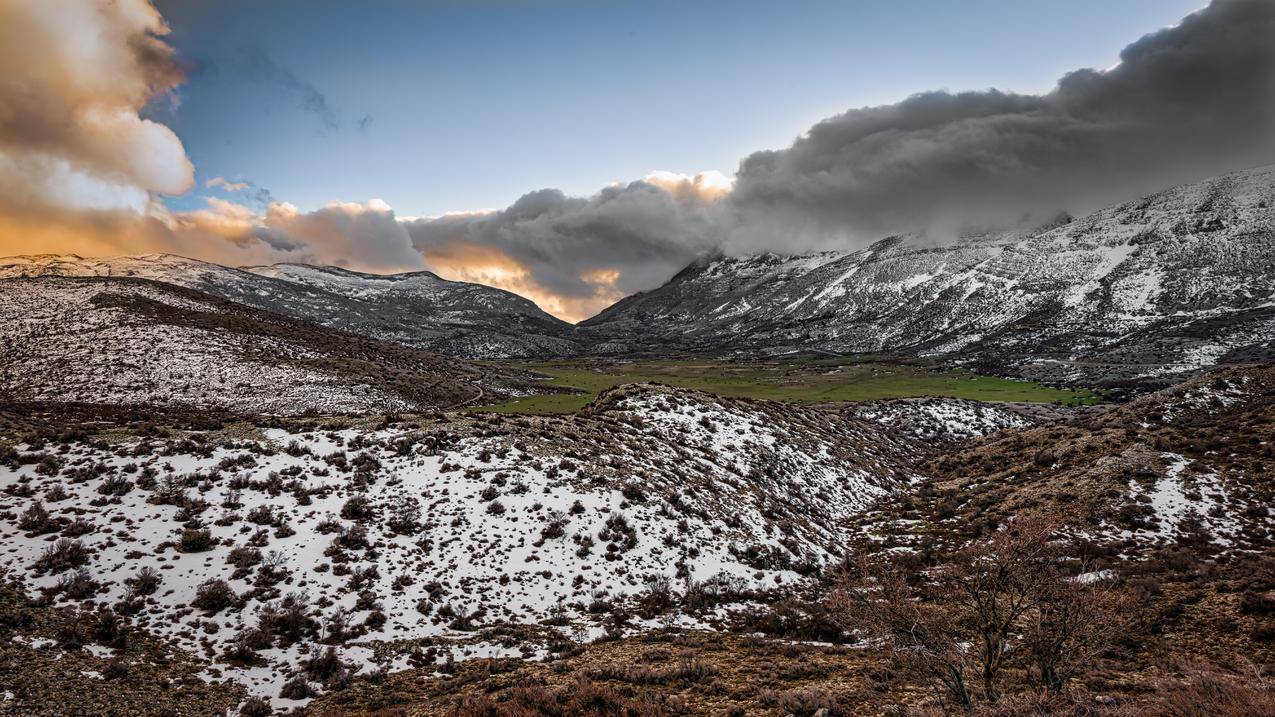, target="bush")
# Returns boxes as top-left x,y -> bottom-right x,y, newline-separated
178,528 -> 215,553
191,579 -> 237,614
453,679 -> 671,717
238,697 -> 273,717
33,538 -> 89,574
279,675 -> 314,699
128,566 -> 161,596
340,494 -> 375,521
19,501 -> 56,534
56,568 -> 98,599
97,475 -> 133,496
